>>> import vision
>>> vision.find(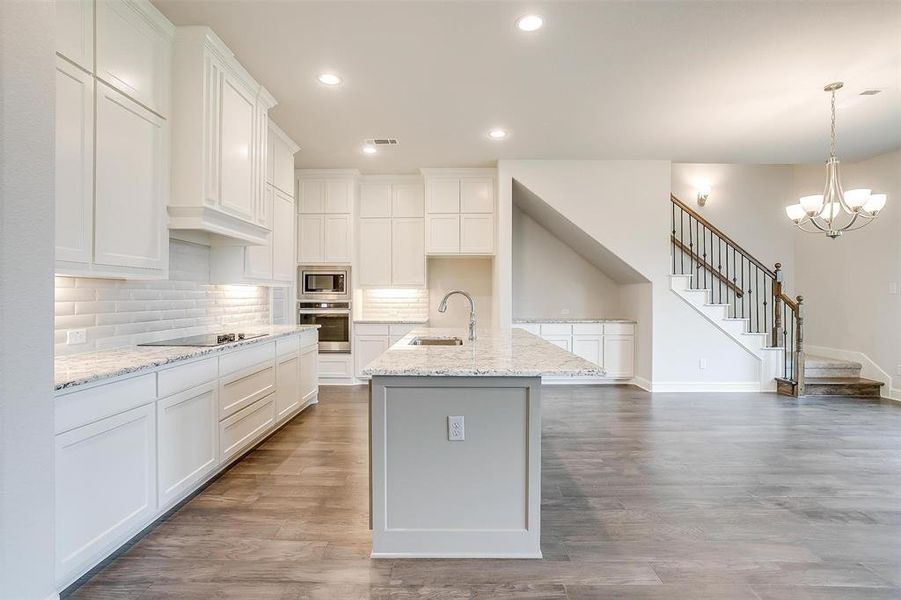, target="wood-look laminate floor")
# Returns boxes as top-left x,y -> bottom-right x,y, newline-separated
69,385 -> 901,600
